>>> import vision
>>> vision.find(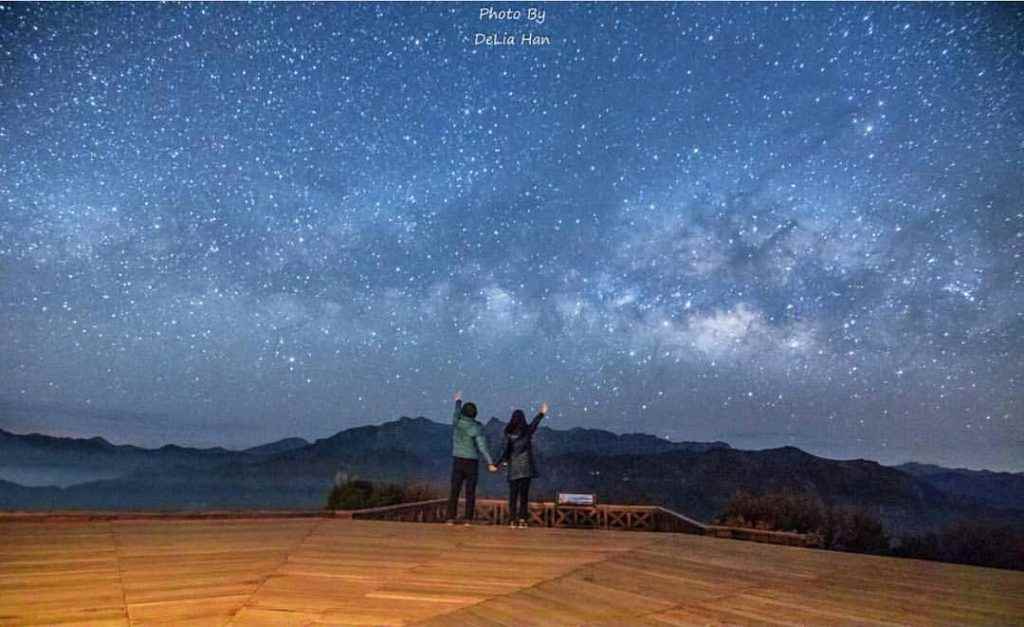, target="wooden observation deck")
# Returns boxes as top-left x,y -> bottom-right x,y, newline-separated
1,506 -> 1021,625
